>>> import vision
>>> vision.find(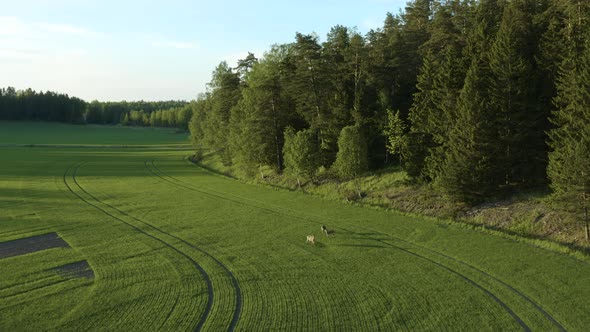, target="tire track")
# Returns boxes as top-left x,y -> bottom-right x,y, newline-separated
62,163 -> 213,332
149,159 -> 542,331
0,279 -> 90,310
0,278 -> 75,302
175,158 -> 567,331
351,226 -> 568,332
70,163 -> 212,331
69,164 -> 211,331
0,275 -> 63,299
144,161 -> 242,332
340,226 -> 530,329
